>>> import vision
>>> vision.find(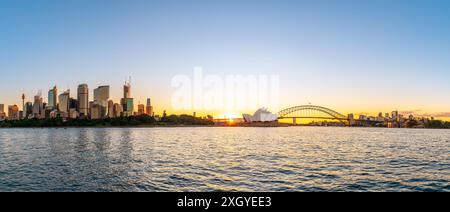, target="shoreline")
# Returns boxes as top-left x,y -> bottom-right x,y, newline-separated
1,125 -> 450,130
